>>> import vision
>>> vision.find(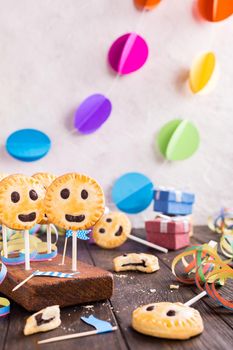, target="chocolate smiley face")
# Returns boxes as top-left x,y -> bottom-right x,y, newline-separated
0,174 -> 45,230
32,172 -> 57,224
44,173 -> 105,230
93,212 -> 131,249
